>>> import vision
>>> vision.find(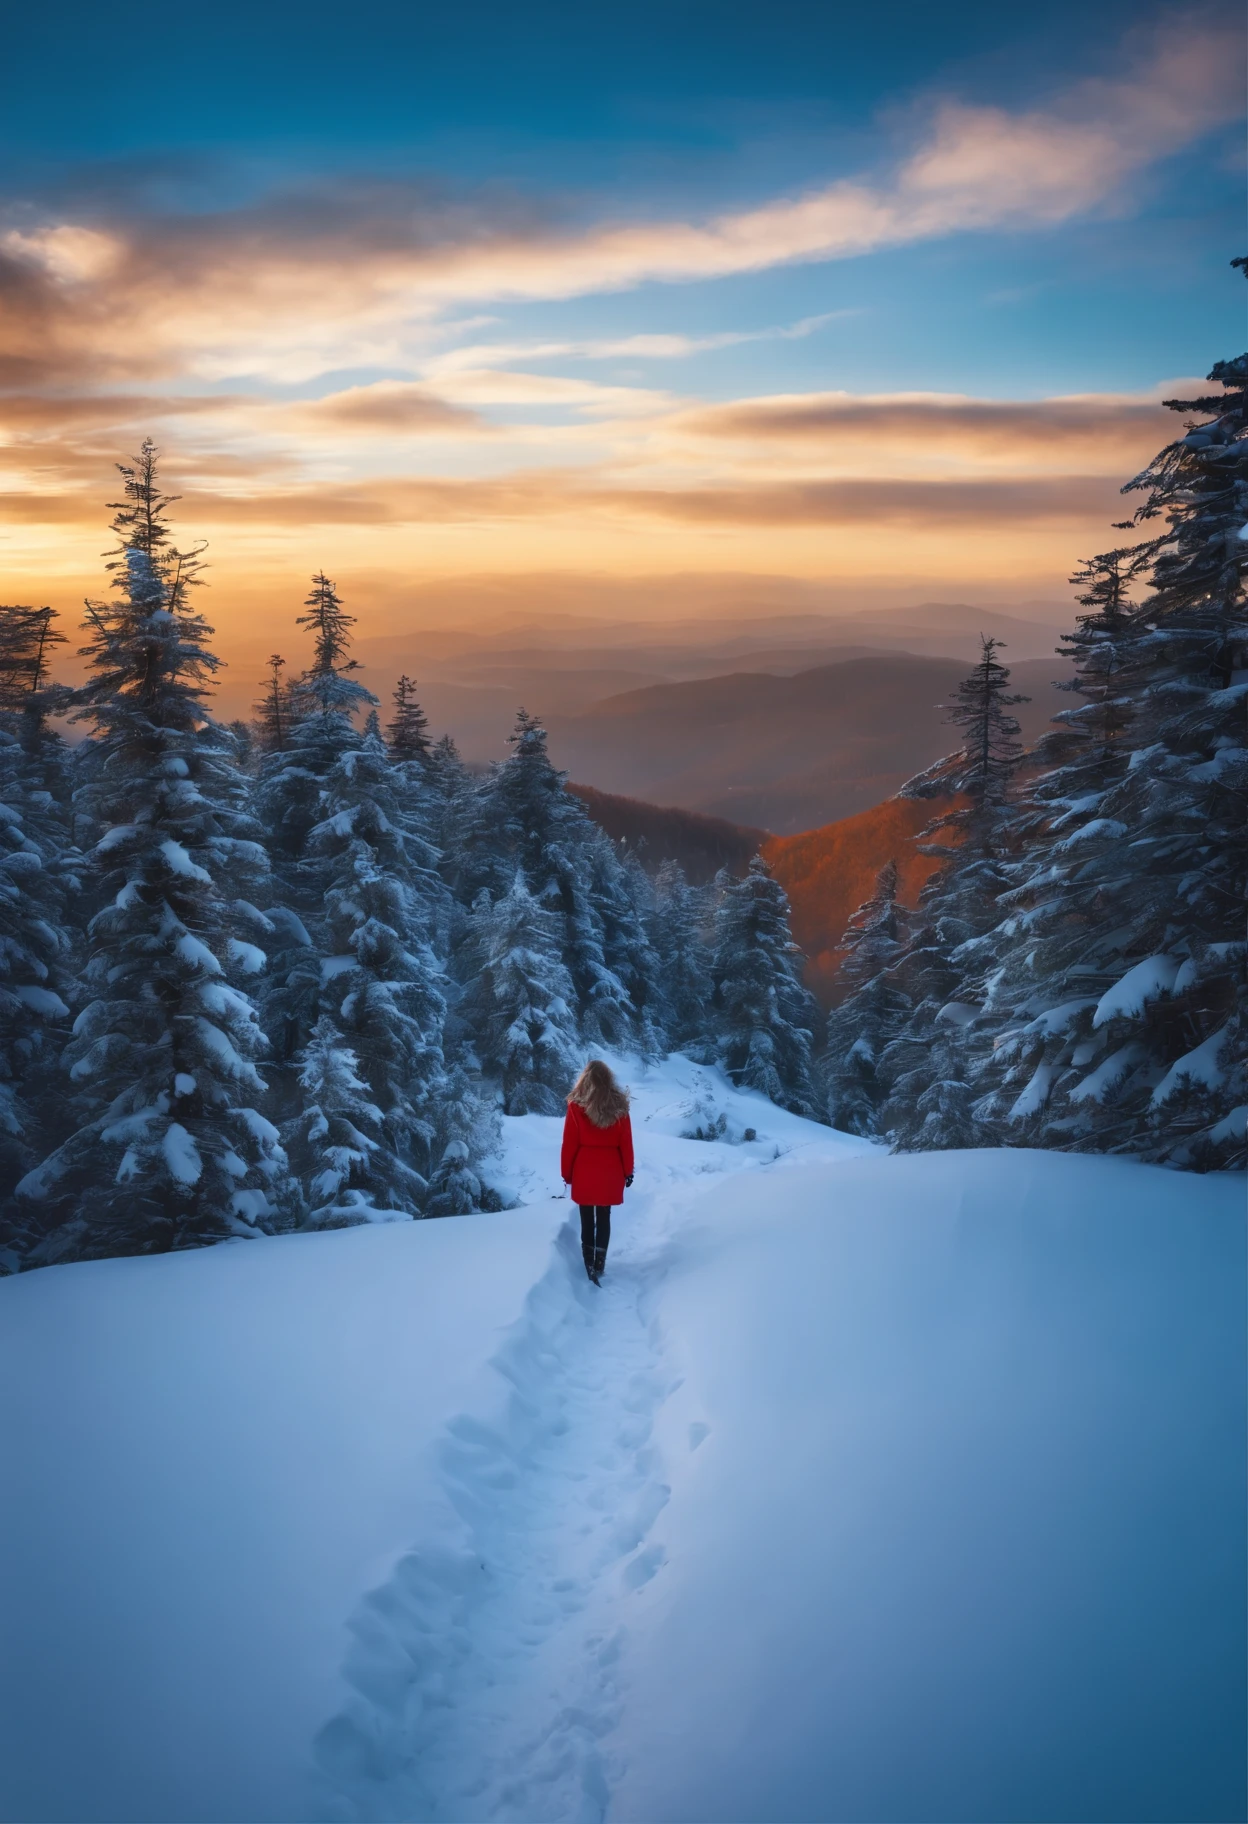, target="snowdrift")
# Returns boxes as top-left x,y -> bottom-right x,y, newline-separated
1,1057 -> 1242,1824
